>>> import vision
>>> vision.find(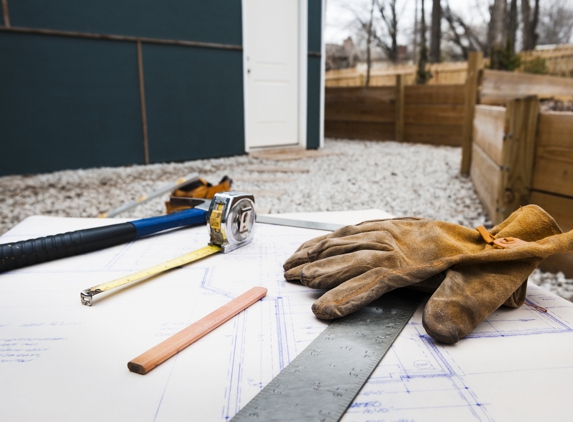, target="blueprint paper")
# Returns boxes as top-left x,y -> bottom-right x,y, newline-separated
0,213 -> 572,422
